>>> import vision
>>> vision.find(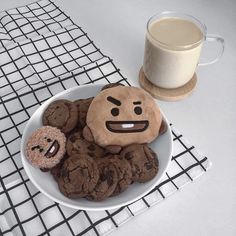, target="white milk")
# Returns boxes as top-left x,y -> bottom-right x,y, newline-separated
143,17 -> 203,89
